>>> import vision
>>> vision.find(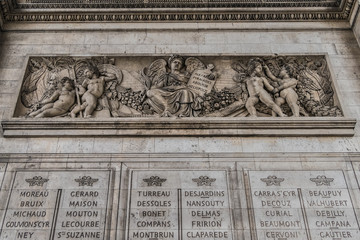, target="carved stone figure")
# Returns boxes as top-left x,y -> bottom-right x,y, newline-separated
264,64 -> 300,117
21,57 -> 76,109
230,56 -> 342,117
70,65 -> 117,118
17,55 -> 343,118
244,59 -> 286,117
28,77 -> 76,118
296,60 -> 342,117
142,55 -> 215,117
